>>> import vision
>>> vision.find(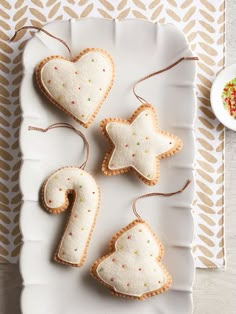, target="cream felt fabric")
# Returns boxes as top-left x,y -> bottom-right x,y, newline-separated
96,221 -> 170,298
43,167 -> 99,266
40,50 -> 114,125
106,106 -> 180,180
